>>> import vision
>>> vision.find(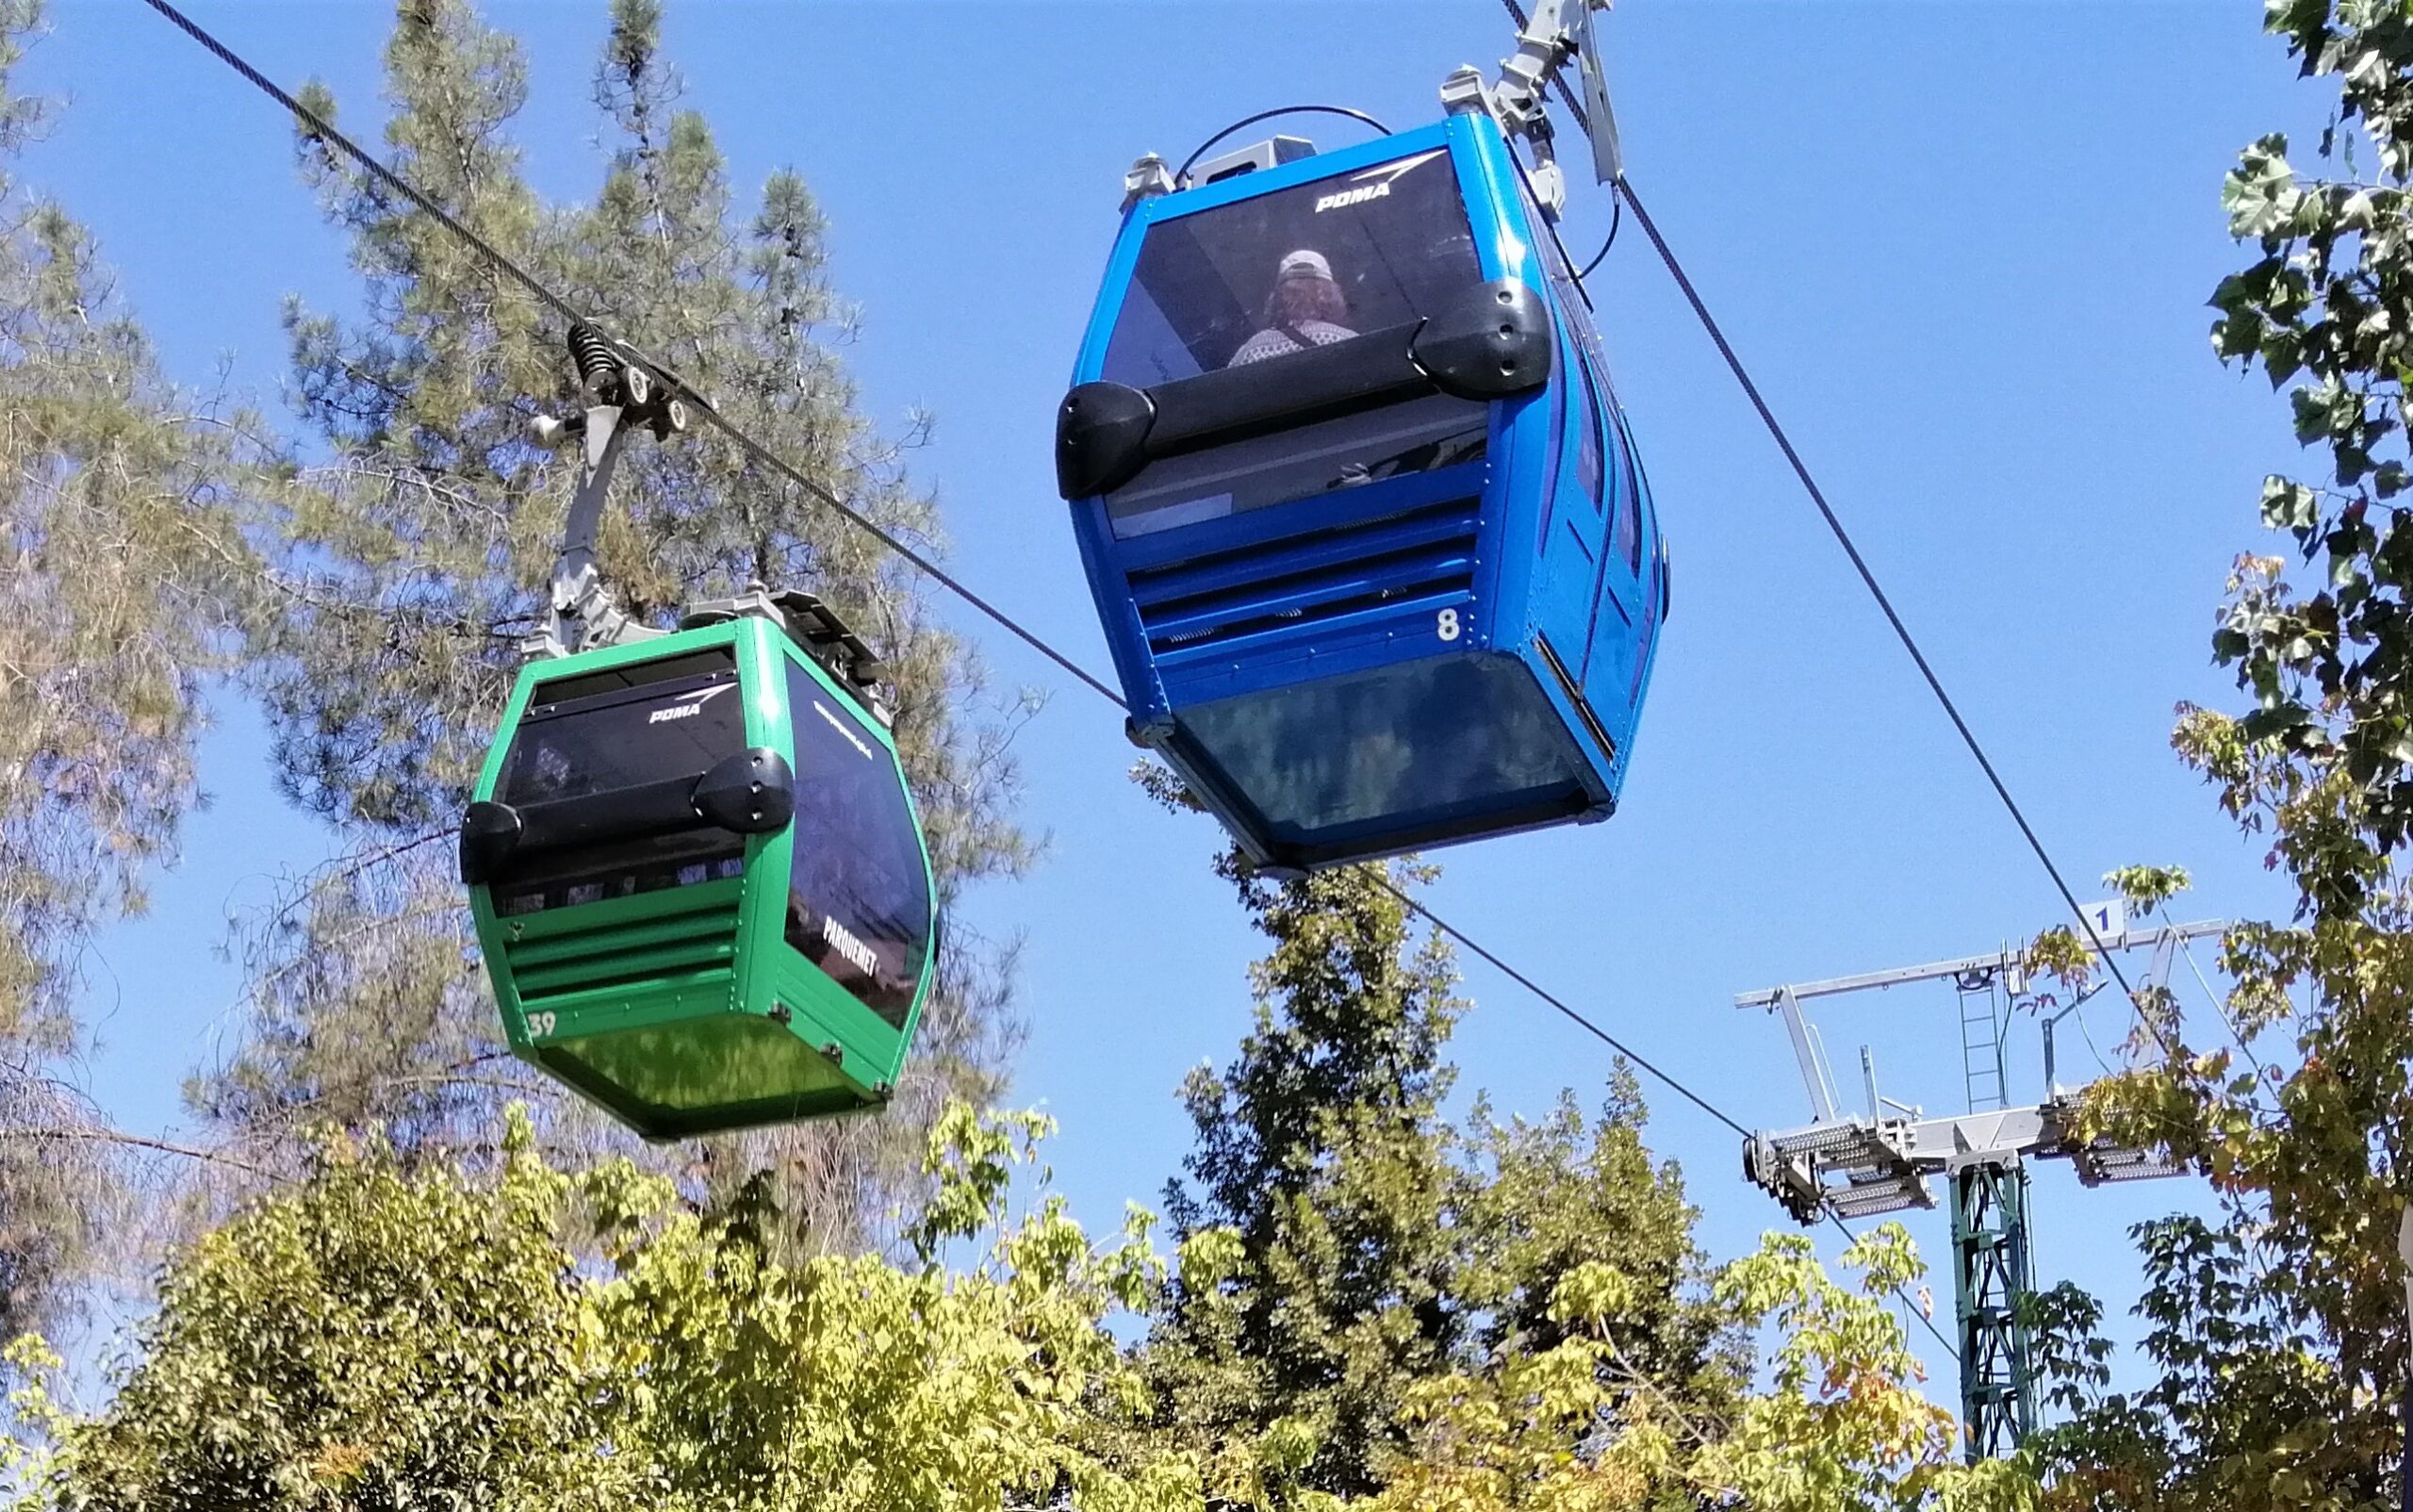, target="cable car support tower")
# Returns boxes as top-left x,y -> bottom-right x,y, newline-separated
1736,912 -> 2225,1460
